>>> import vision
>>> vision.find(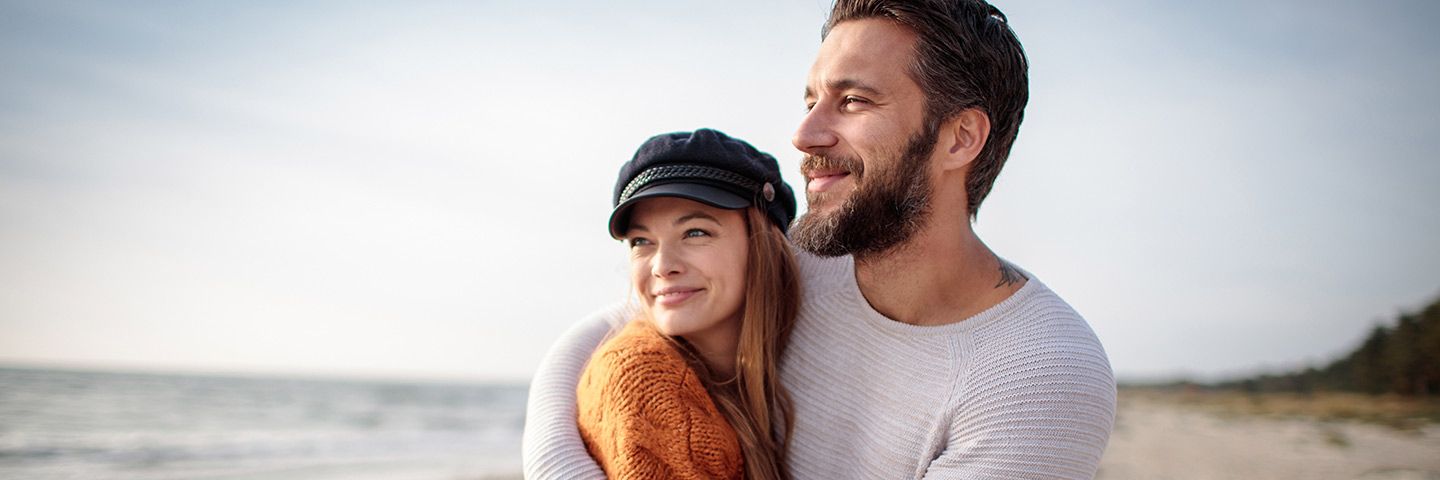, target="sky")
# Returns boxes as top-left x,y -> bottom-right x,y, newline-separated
1,0 -> 1437,383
